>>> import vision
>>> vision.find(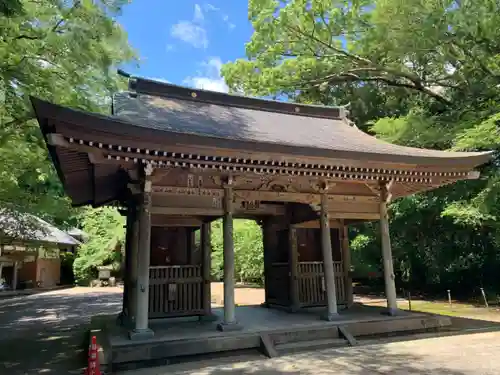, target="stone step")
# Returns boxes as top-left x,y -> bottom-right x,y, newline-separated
275,338 -> 347,355
269,325 -> 340,345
